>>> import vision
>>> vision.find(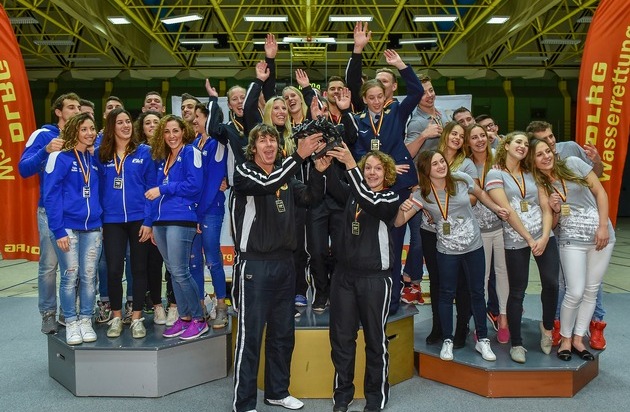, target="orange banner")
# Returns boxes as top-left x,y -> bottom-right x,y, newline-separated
0,5 -> 39,260
575,0 -> 630,227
